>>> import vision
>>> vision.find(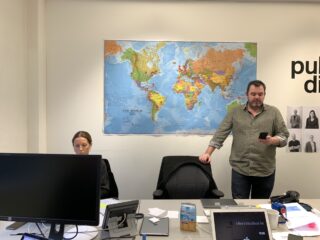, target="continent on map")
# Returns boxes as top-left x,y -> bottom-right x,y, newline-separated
175,48 -> 245,110
120,42 -> 166,121
104,40 -> 122,56
147,90 -> 166,121
186,48 -> 244,92
173,78 -> 204,110
227,99 -> 242,113
121,43 -> 166,87
245,43 -> 257,58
